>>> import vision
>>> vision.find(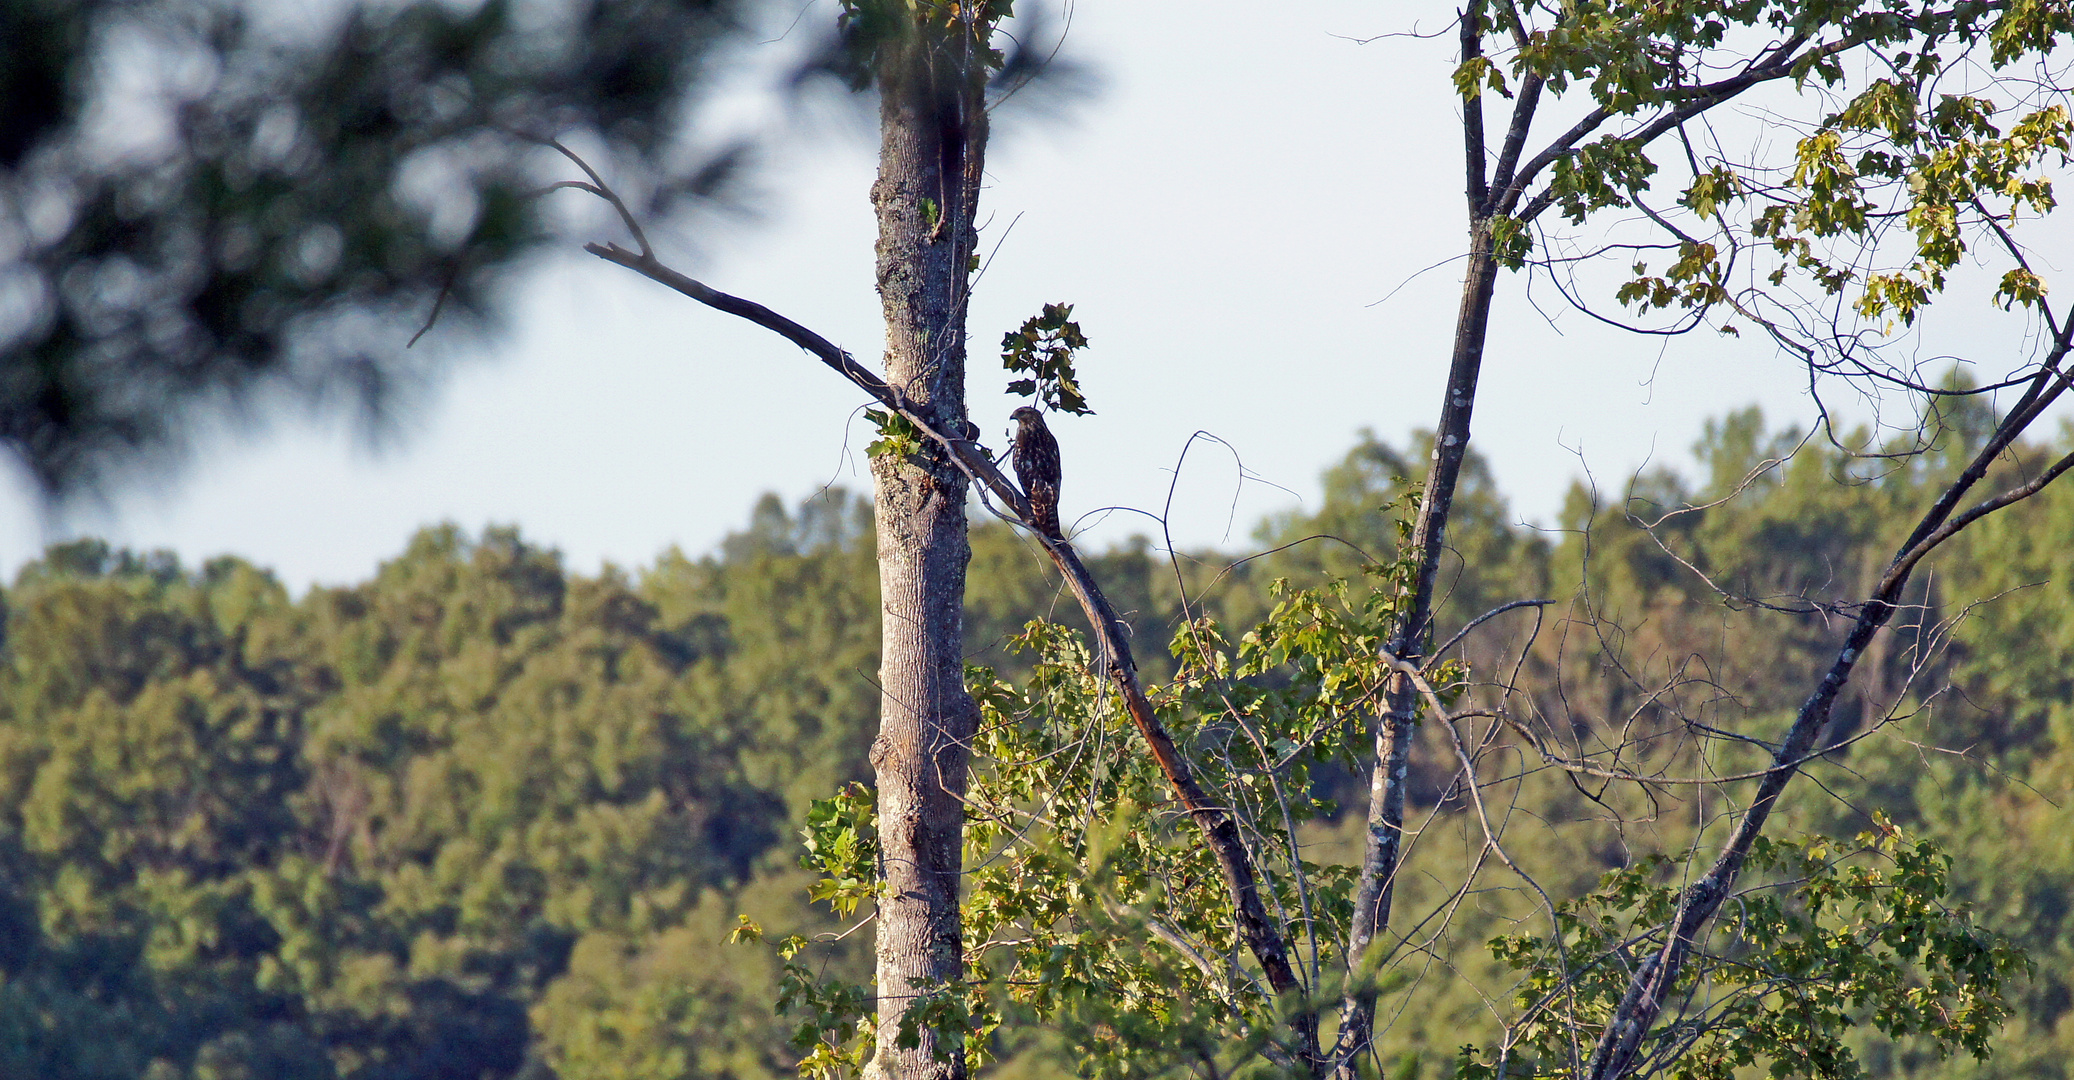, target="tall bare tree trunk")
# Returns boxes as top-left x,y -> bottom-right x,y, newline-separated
1333,216 -> 1502,1080
1335,10 -> 1505,1075
863,16 -> 989,1080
